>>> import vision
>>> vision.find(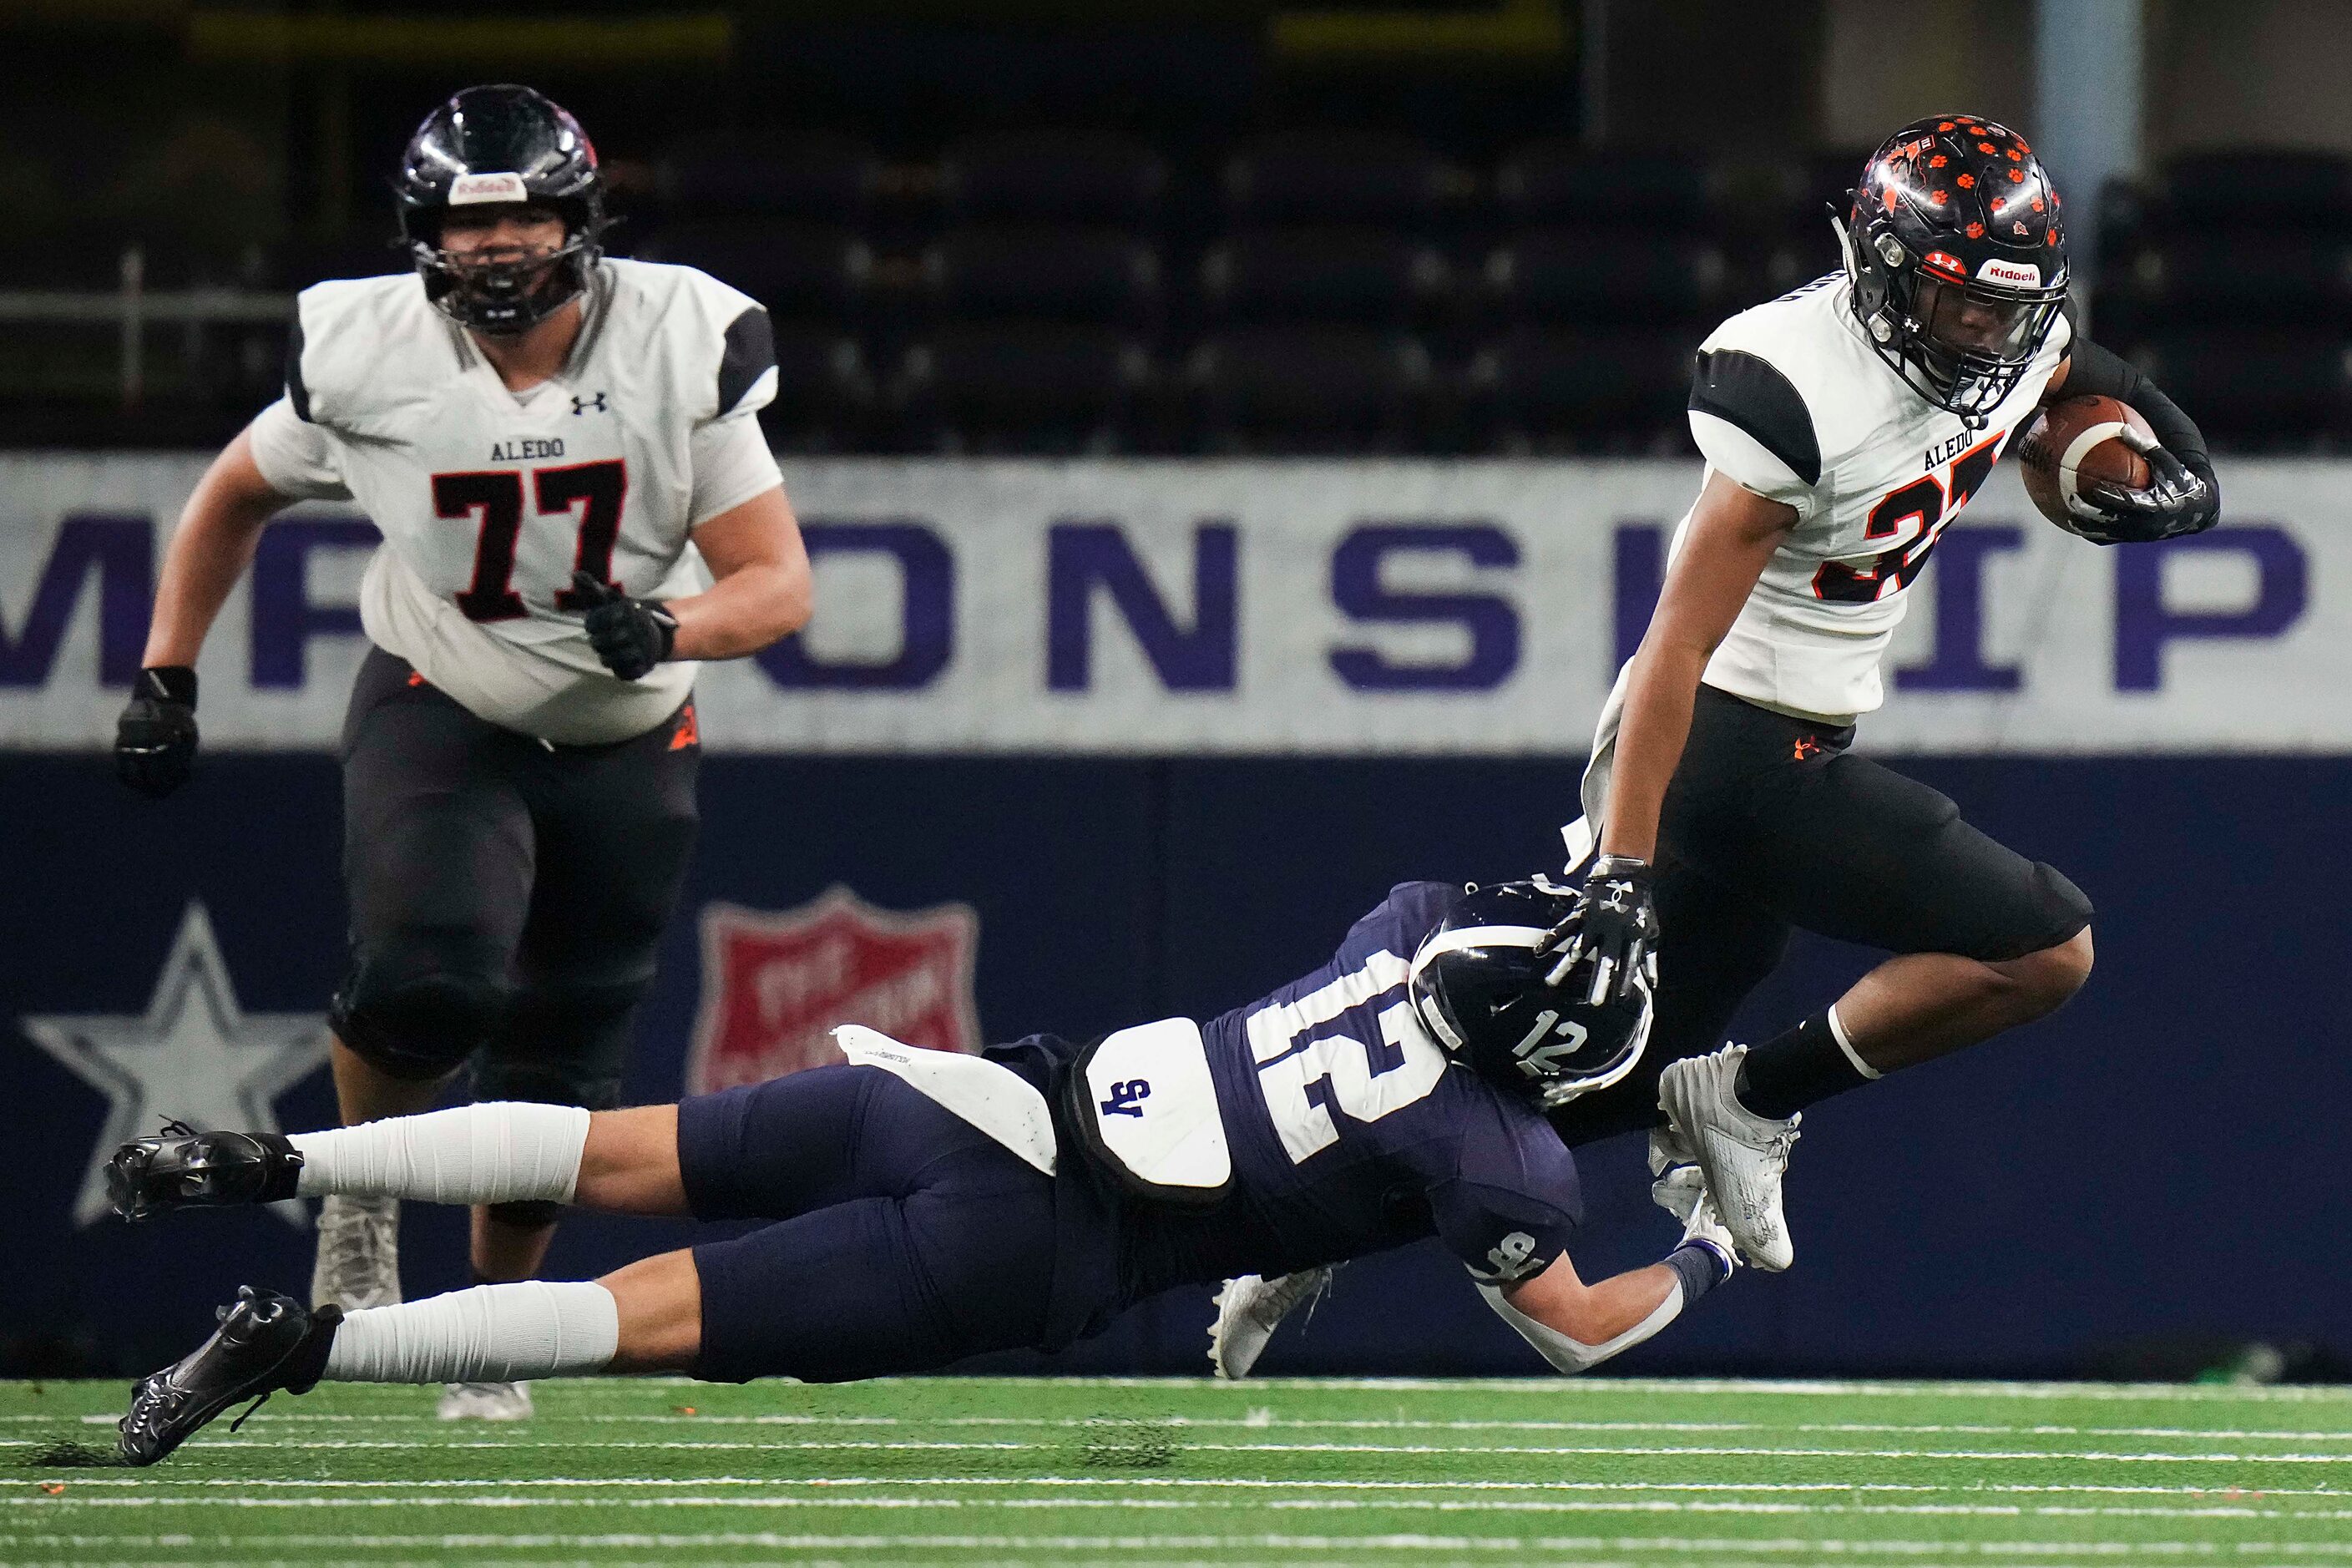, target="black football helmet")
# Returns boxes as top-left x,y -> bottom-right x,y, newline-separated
1836,114 -> 2069,422
395,84 -> 607,336
1409,878 -> 1652,1109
